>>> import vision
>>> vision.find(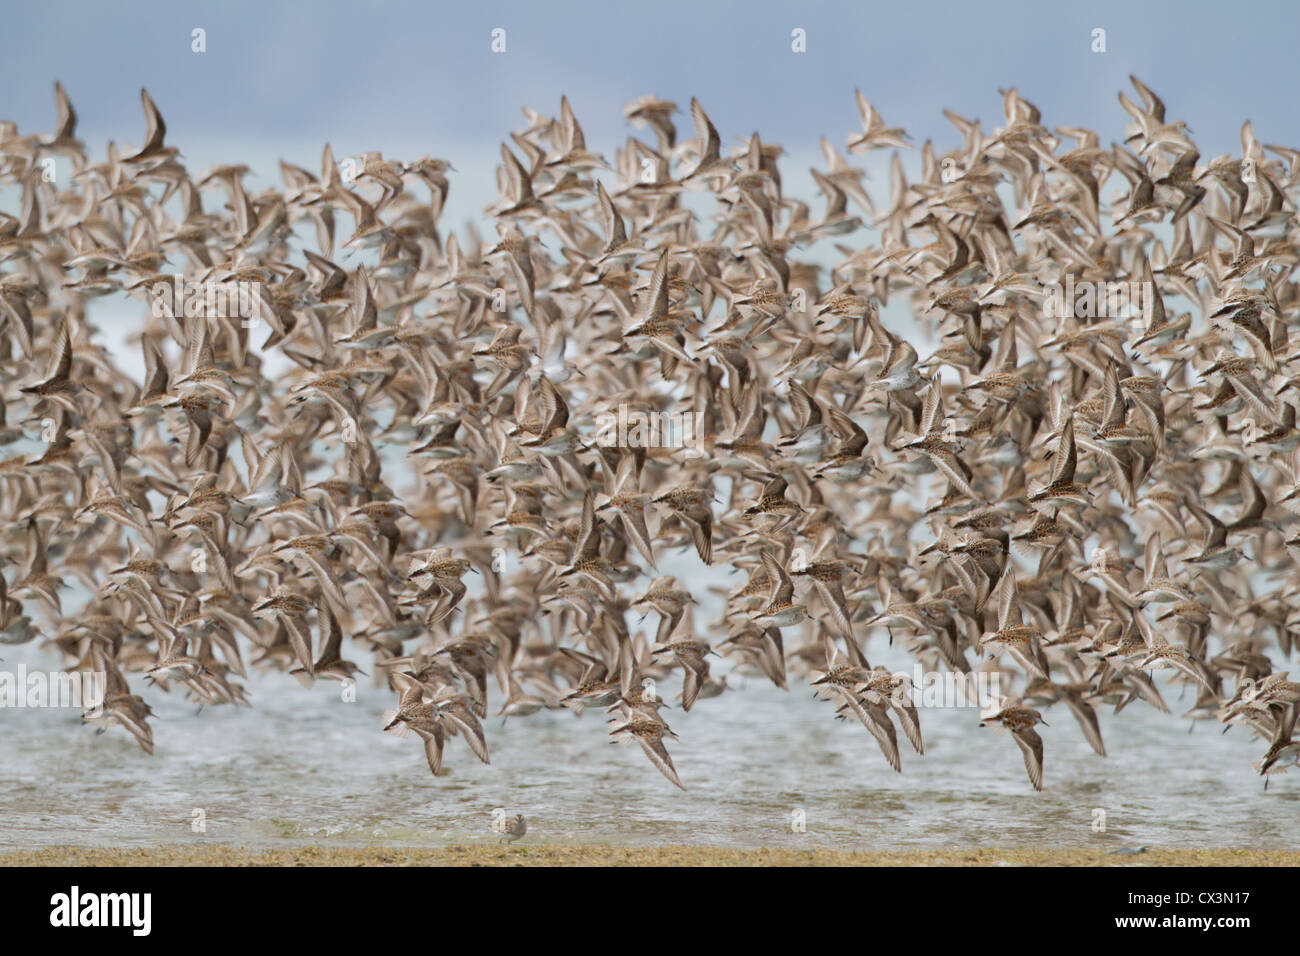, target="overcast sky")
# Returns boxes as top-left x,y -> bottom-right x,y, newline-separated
3,0 -> 1297,226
